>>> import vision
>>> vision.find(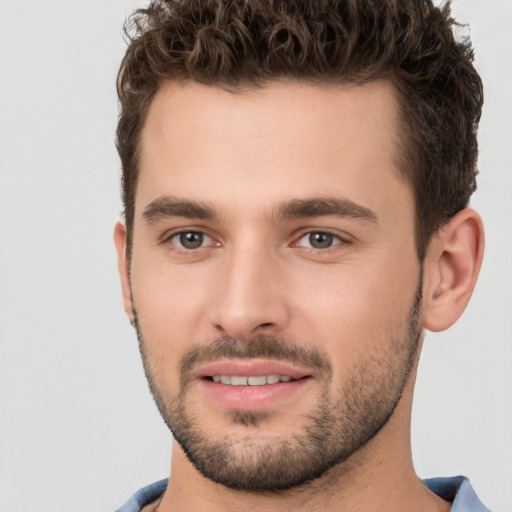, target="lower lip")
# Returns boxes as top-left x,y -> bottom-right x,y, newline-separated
201,378 -> 311,410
